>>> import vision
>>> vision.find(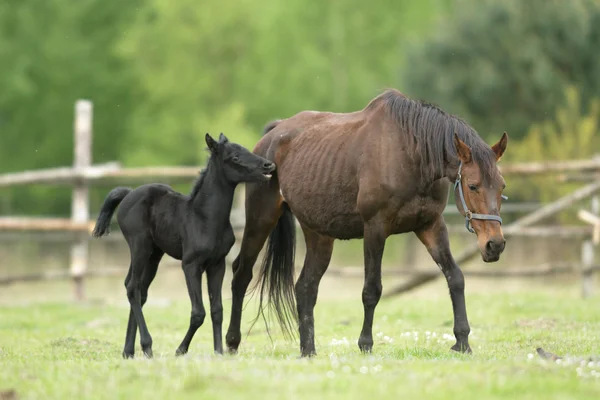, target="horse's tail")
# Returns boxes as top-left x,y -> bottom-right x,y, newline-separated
262,119 -> 281,135
91,187 -> 132,238
255,202 -> 298,339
